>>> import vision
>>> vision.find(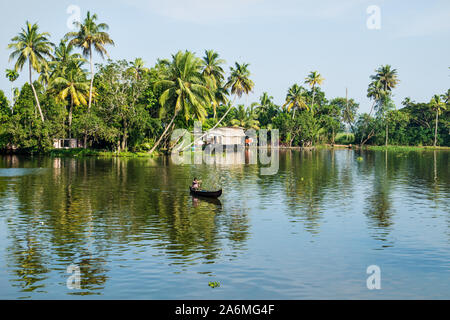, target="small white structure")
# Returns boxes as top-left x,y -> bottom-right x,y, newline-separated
205,127 -> 246,146
53,138 -> 81,149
